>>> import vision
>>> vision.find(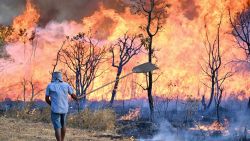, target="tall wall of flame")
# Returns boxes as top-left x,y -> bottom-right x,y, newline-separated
0,0 -> 249,101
